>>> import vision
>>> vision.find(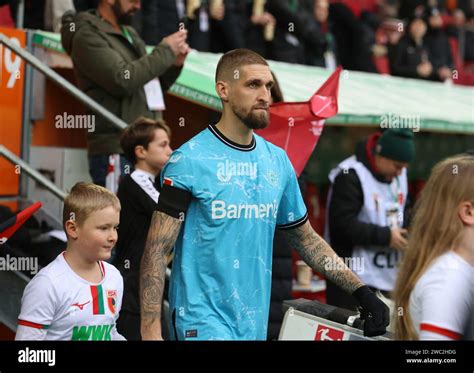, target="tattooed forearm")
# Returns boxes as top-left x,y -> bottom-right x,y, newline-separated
283,221 -> 363,294
140,211 -> 182,339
